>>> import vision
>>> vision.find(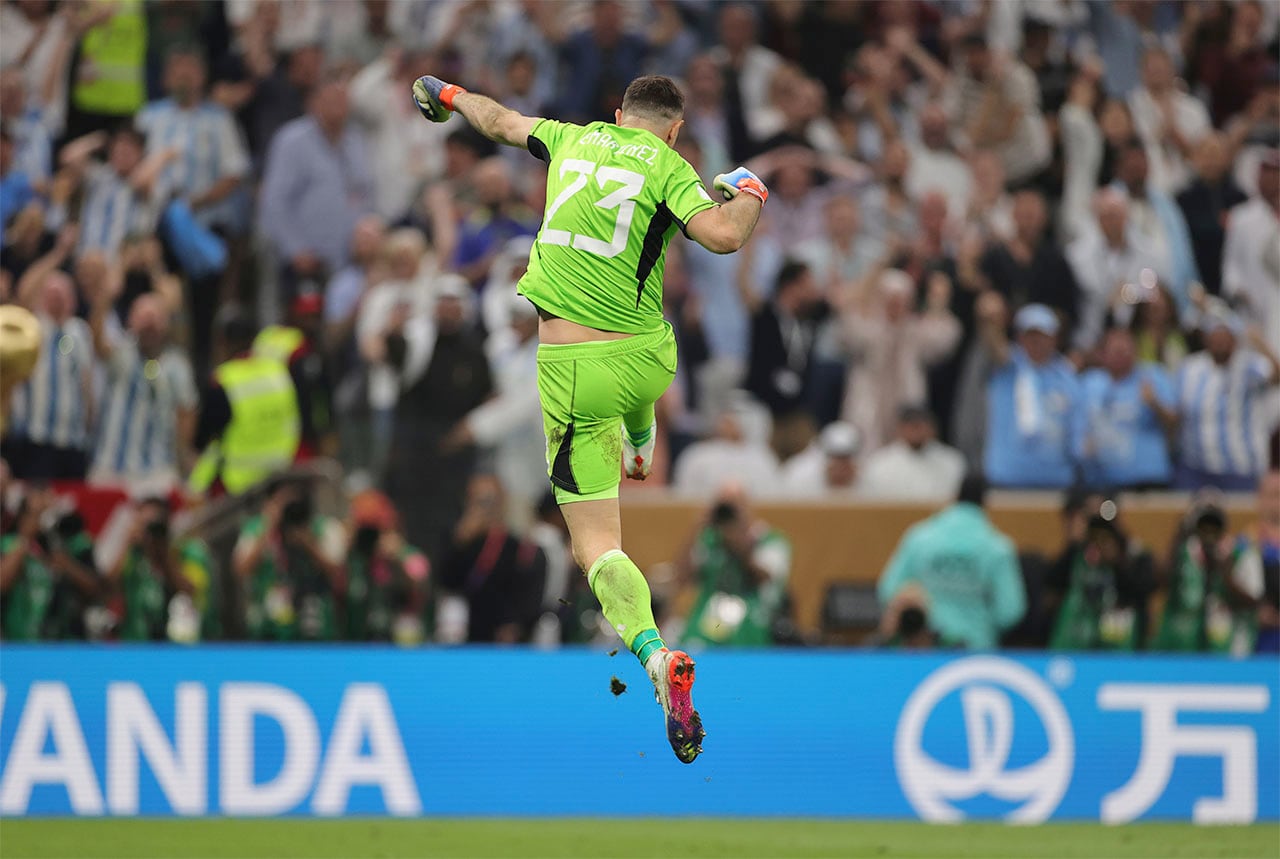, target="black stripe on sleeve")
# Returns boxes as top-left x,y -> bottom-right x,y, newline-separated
527,134 -> 551,163
634,201 -> 676,308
